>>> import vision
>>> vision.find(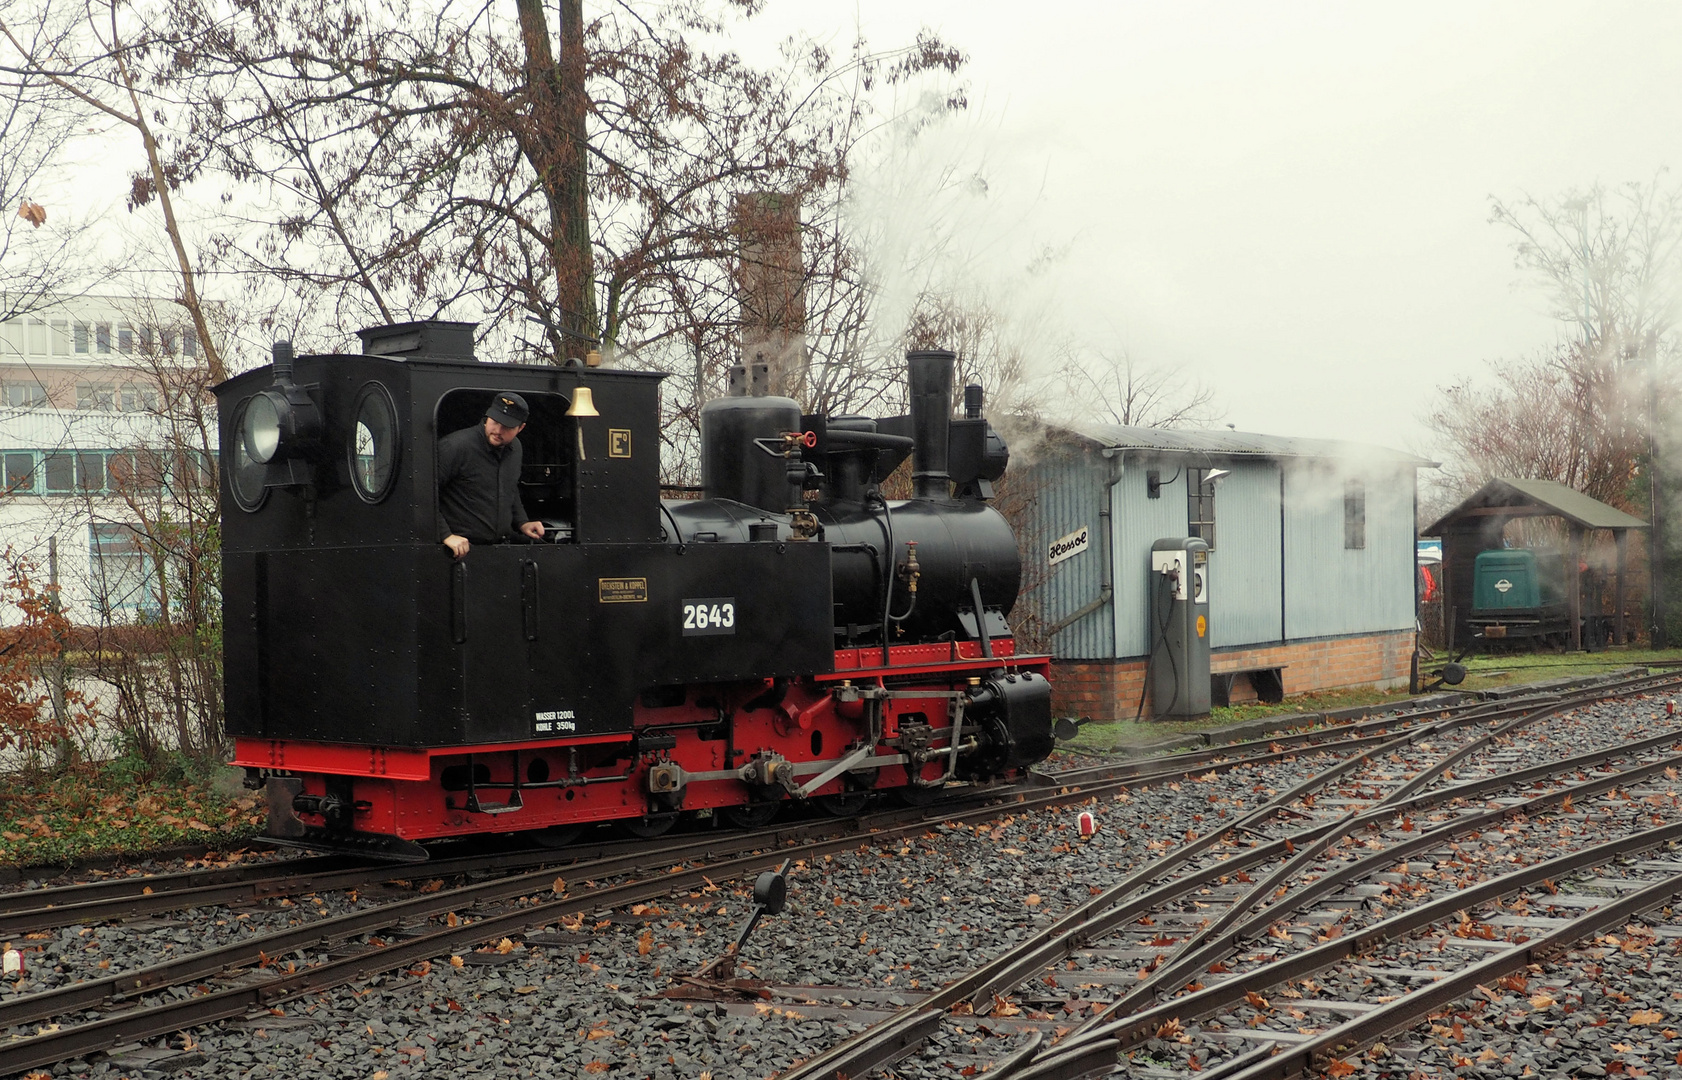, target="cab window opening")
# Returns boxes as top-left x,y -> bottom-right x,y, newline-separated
435,388 -> 578,540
